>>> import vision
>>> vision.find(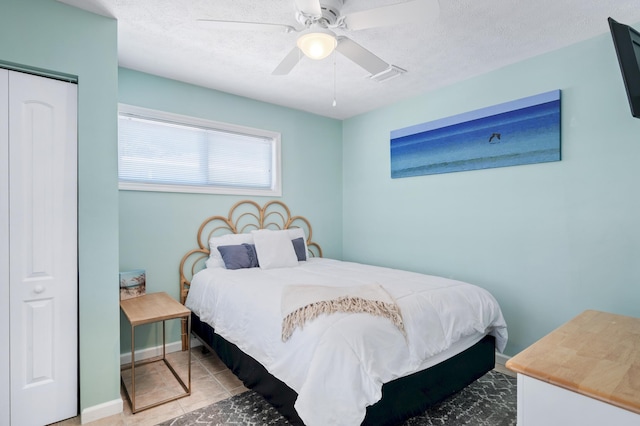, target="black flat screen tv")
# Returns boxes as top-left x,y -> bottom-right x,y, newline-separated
608,17 -> 640,118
